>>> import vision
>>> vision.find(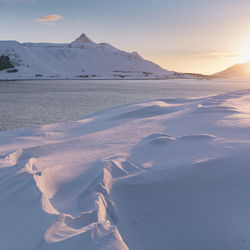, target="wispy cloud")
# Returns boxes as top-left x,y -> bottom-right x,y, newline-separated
36,14 -> 63,25
191,52 -> 239,58
0,0 -> 35,2
74,21 -> 81,25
